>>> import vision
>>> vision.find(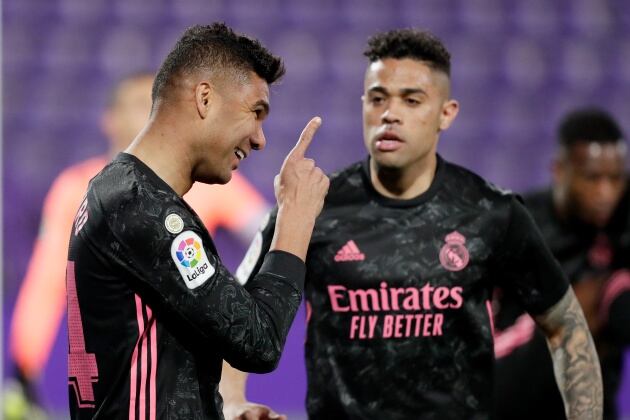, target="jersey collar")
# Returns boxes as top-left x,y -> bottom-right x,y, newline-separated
361,154 -> 446,208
